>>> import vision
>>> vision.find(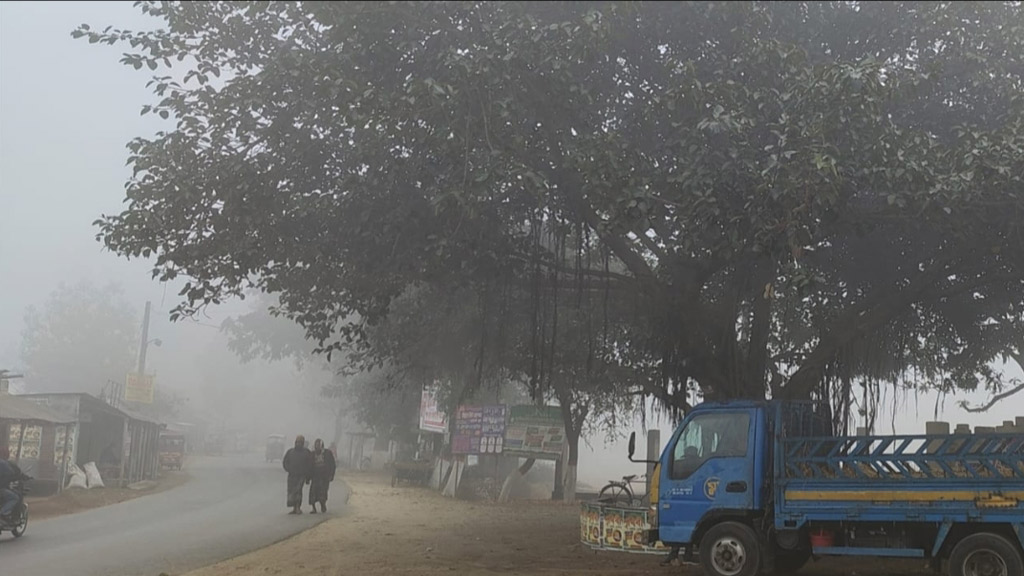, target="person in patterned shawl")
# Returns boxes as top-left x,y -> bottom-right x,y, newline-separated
308,438 -> 336,513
